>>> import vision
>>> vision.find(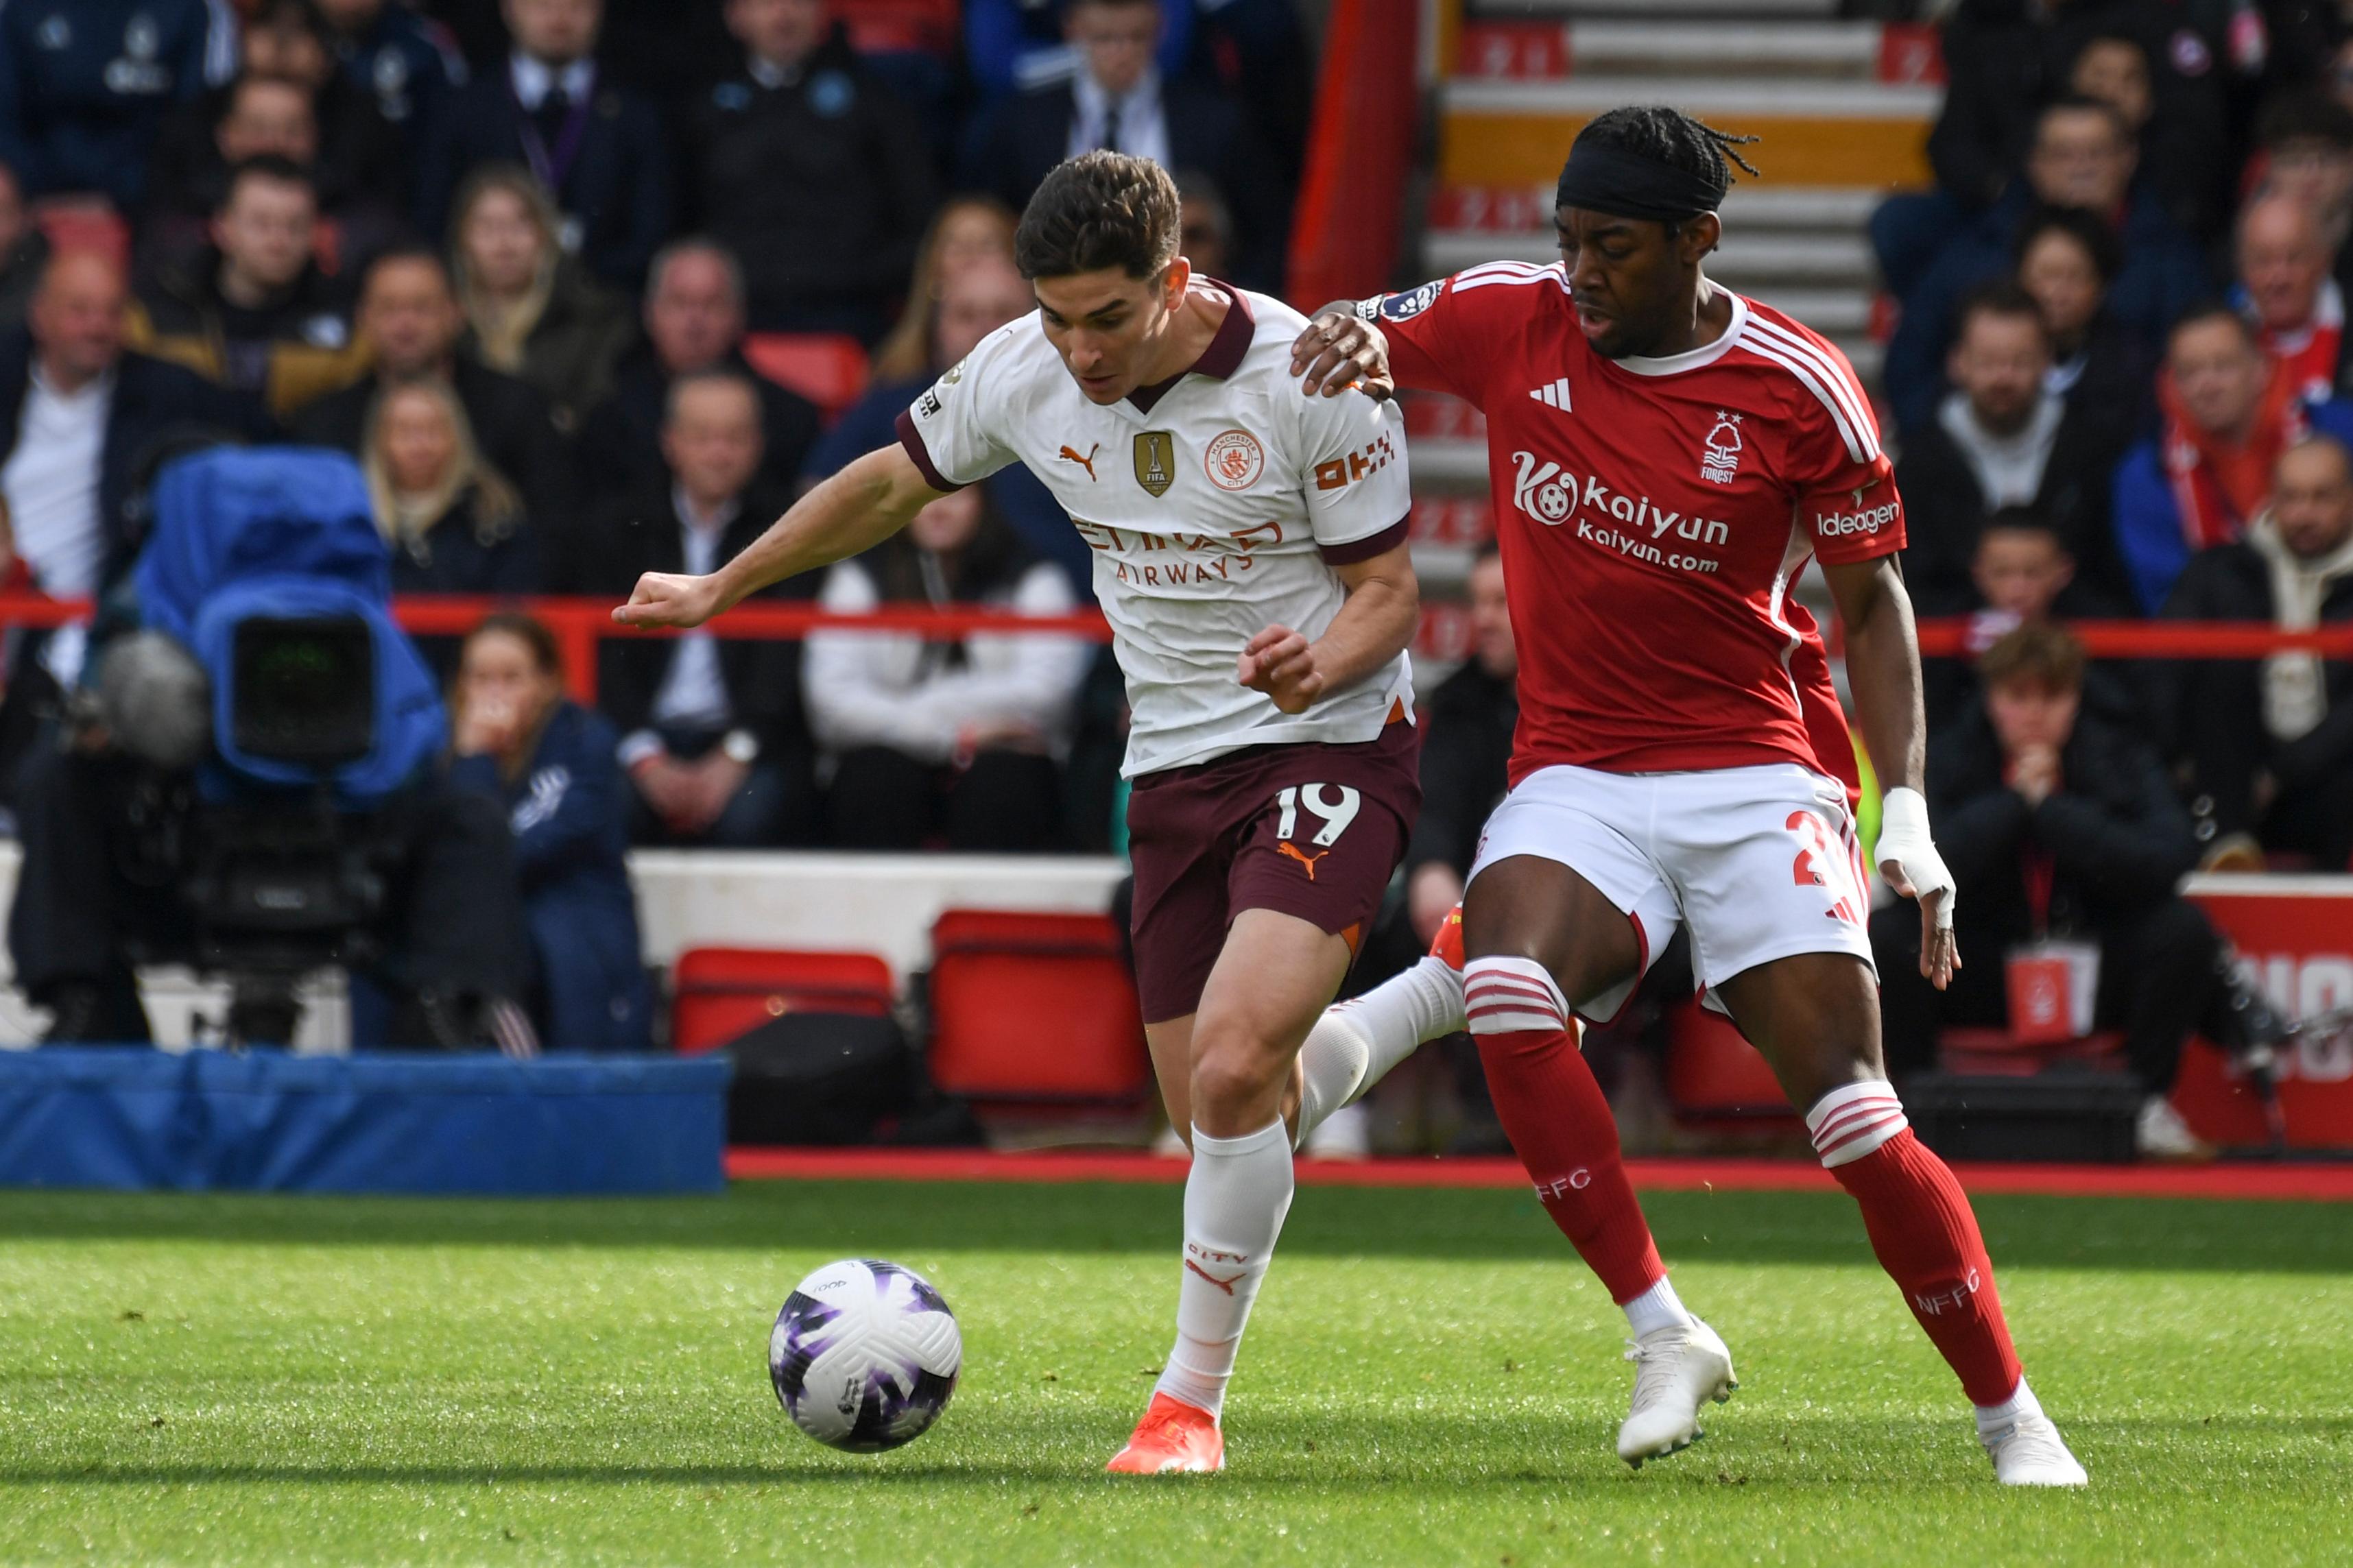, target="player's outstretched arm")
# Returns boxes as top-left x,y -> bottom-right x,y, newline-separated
1238,538 -> 1419,714
1289,304 -> 1396,402
612,445 -> 946,629
1824,555 -> 1959,991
